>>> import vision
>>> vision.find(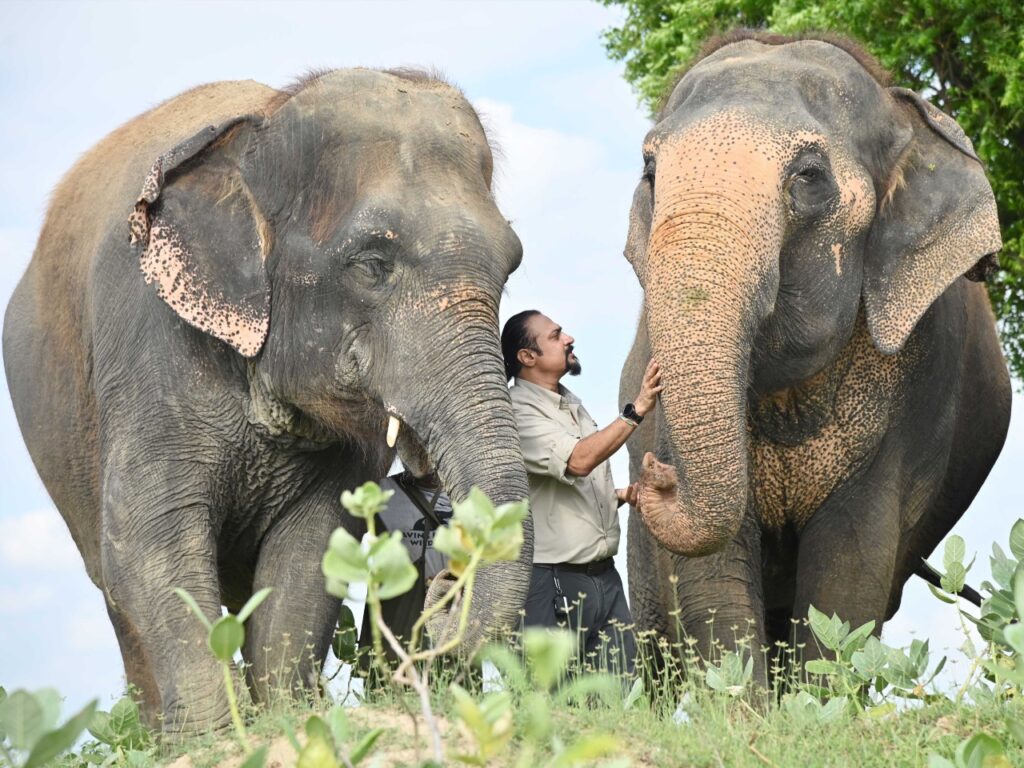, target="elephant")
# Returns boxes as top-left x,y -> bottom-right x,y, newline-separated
619,31 -> 1010,683
3,68 -> 531,733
